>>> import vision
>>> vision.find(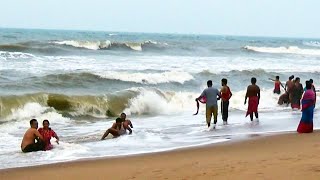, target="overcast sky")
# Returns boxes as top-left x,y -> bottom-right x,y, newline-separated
1,0 -> 319,38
